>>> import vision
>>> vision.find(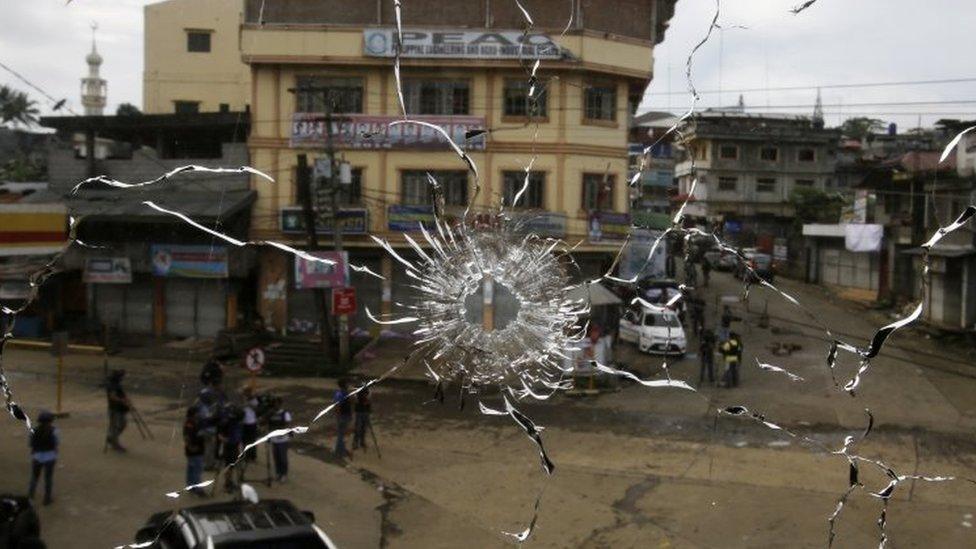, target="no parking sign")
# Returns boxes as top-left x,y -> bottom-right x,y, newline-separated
244,346 -> 265,374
